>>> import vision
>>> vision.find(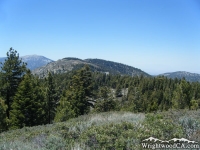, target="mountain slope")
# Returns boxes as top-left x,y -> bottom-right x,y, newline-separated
20,55 -> 53,70
32,57 -> 100,78
159,71 -> 200,82
85,58 -> 150,77
0,55 -> 53,70
32,57 -> 150,78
